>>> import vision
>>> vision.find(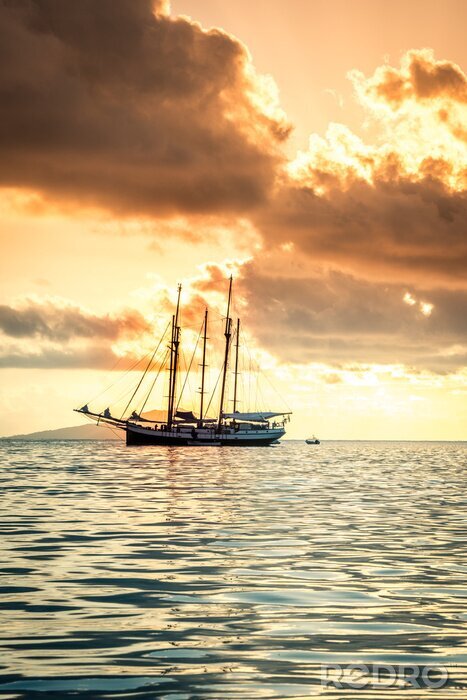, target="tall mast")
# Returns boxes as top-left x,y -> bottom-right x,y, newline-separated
167,284 -> 182,430
217,276 -> 233,430
199,307 -> 208,425
233,317 -> 240,414
167,313 -> 175,423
